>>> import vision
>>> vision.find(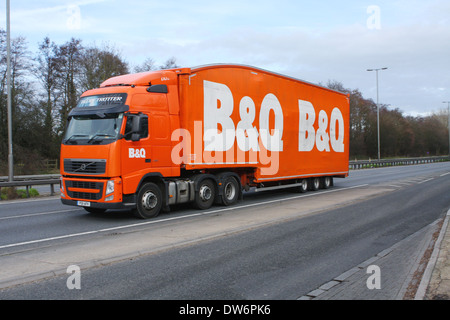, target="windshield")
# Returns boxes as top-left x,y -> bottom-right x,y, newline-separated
63,113 -> 124,145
